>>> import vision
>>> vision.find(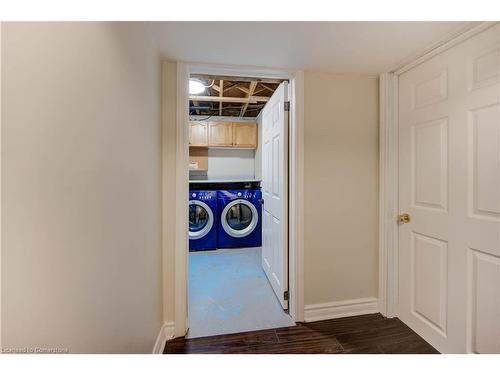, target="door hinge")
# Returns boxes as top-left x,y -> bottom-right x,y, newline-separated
284,101 -> 290,111
284,291 -> 289,301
